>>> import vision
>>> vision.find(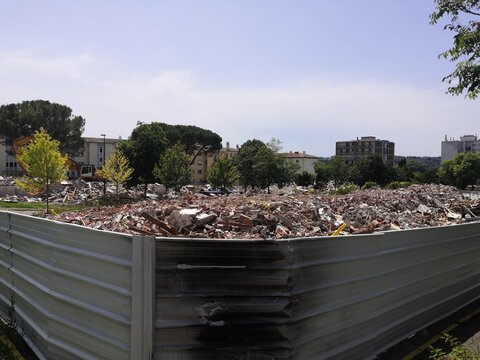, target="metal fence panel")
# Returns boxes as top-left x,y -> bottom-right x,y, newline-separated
0,212 -> 138,360
153,222 -> 480,360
